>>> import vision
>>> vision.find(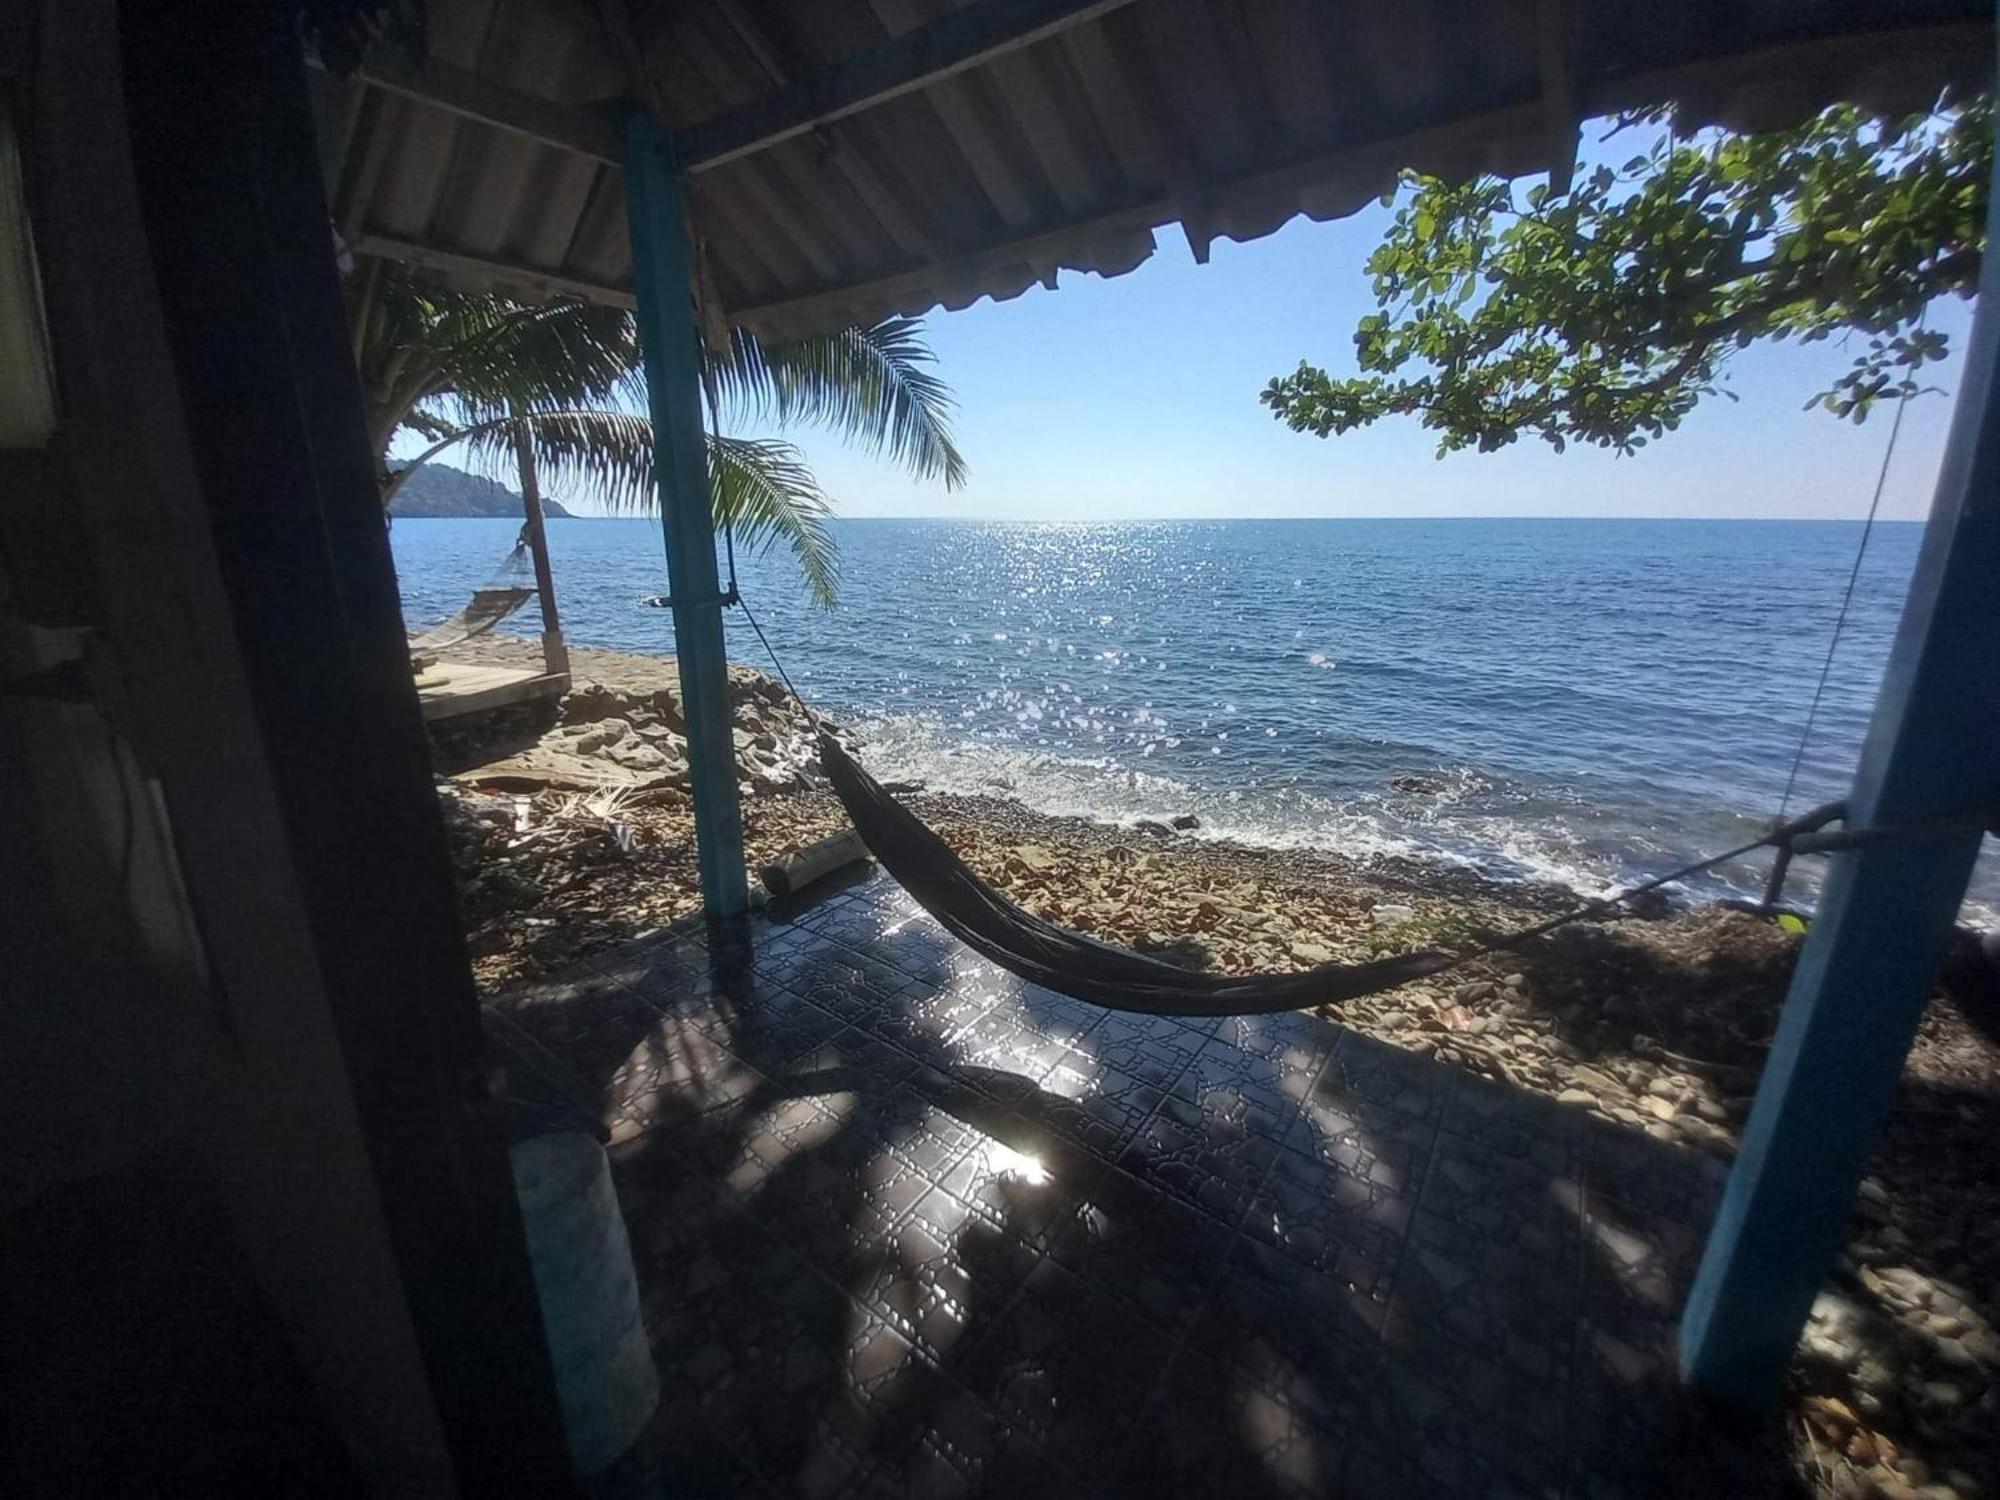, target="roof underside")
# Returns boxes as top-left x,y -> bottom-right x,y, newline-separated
312,0 -> 1993,342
